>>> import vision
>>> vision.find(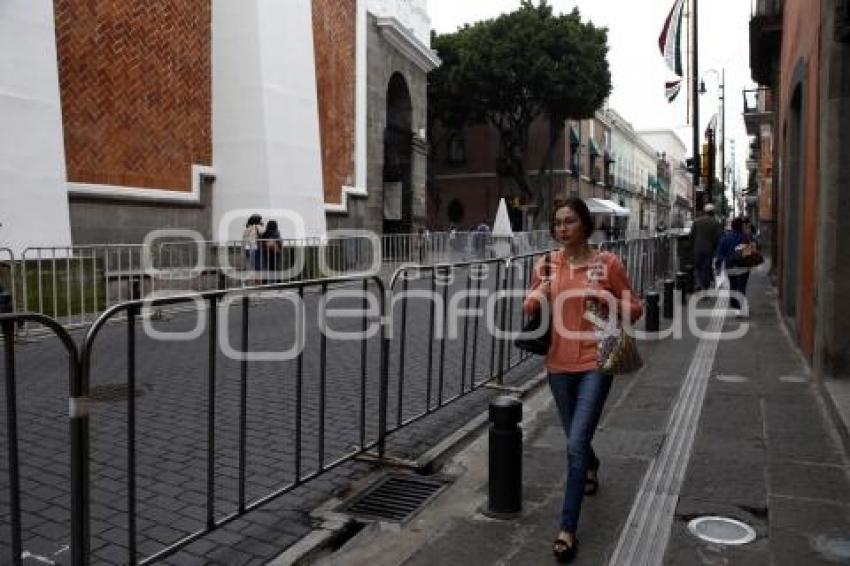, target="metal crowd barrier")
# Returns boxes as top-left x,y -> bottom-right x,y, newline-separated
0,234 -> 677,565
0,248 -> 17,312
19,245 -> 146,328
72,274 -> 390,565
8,232 -> 556,329
384,258 -> 511,434
0,313 -> 85,566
